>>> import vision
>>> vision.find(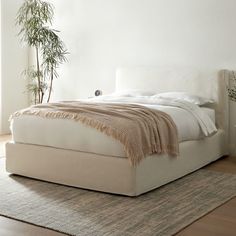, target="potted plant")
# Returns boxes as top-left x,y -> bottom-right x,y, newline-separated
16,0 -> 68,104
